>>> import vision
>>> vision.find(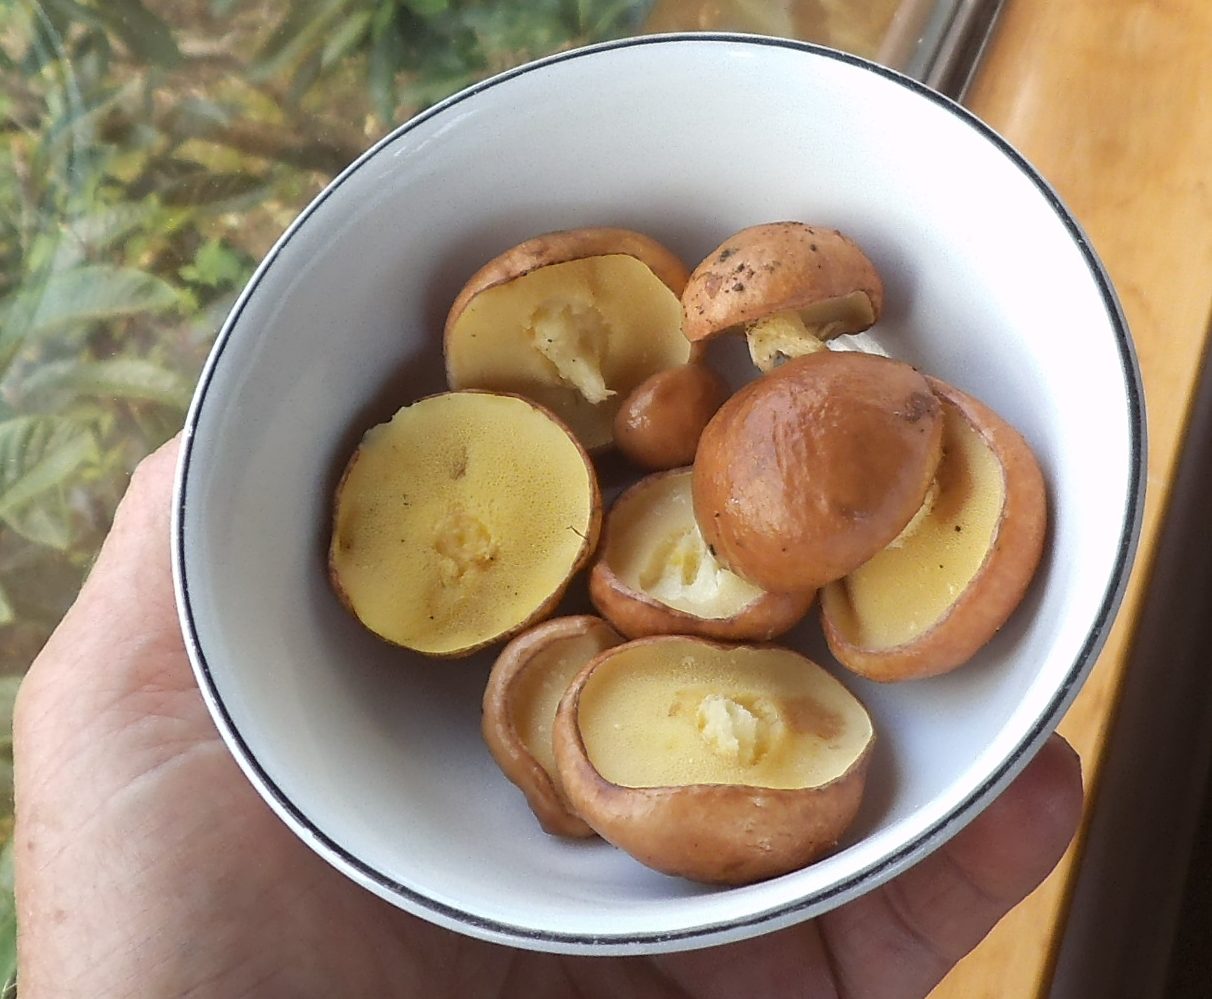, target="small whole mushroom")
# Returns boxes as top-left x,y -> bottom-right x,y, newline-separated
681,221 -> 884,373
611,363 -> 732,471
